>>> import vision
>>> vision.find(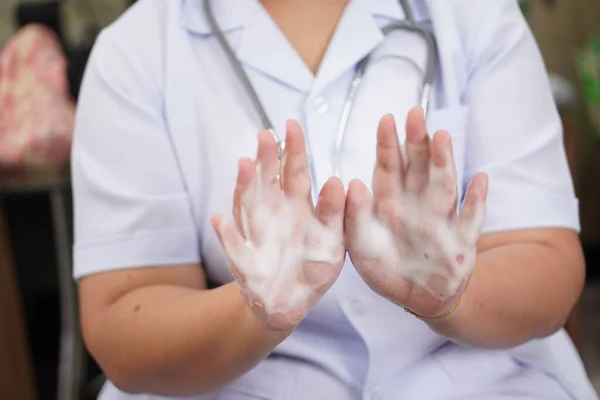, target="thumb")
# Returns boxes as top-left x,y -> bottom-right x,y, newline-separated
211,215 -> 250,280
314,176 -> 346,229
344,179 -> 373,236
